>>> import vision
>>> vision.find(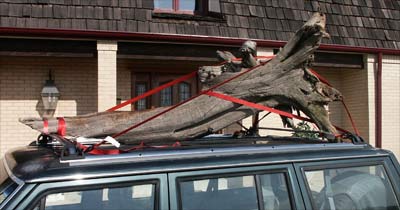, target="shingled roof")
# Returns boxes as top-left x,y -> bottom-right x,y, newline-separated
0,0 -> 399,49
